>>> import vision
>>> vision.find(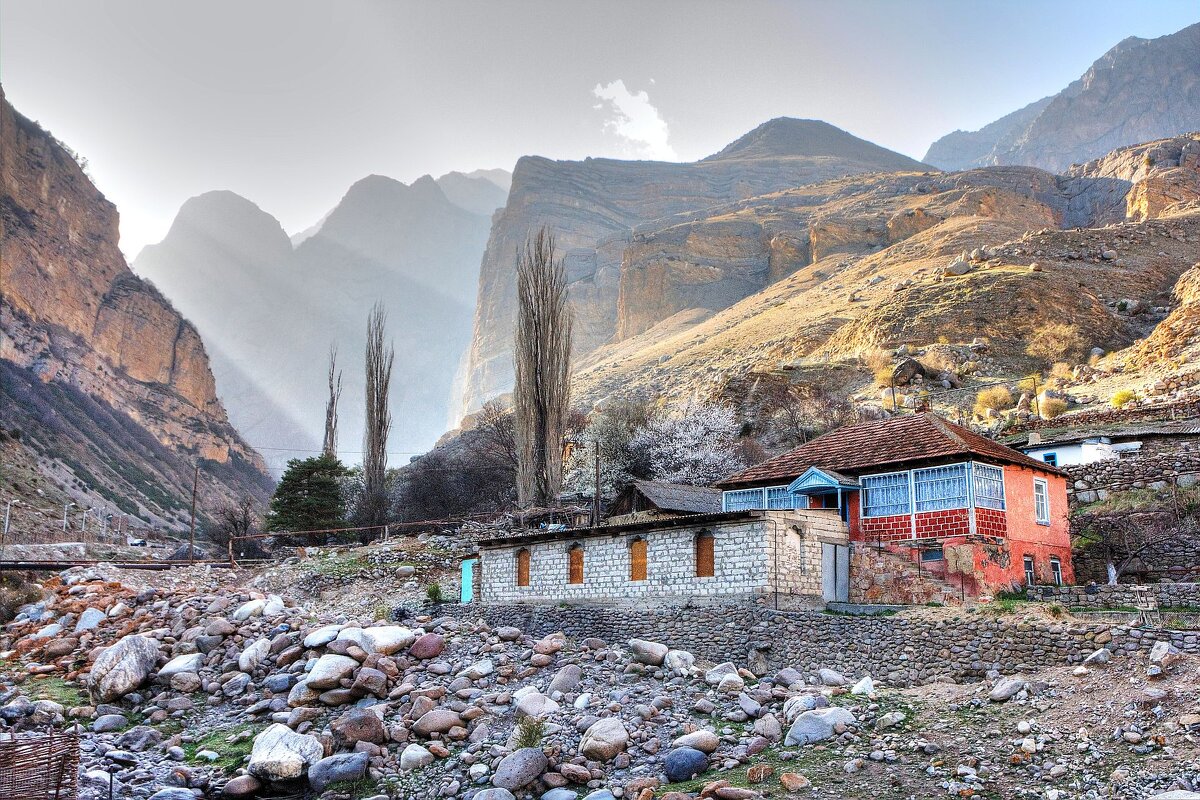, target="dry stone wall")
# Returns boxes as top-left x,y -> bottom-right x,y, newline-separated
1067,436 -> 1200,504
1027,582 -> 1200,609
441,601 -> 1200,685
